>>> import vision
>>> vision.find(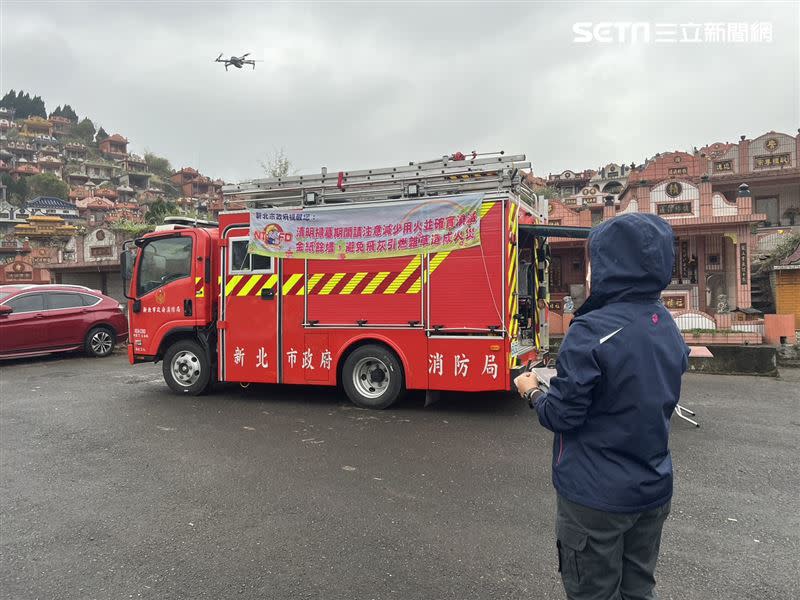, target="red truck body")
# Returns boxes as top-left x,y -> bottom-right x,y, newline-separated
125,156 -> 548,407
